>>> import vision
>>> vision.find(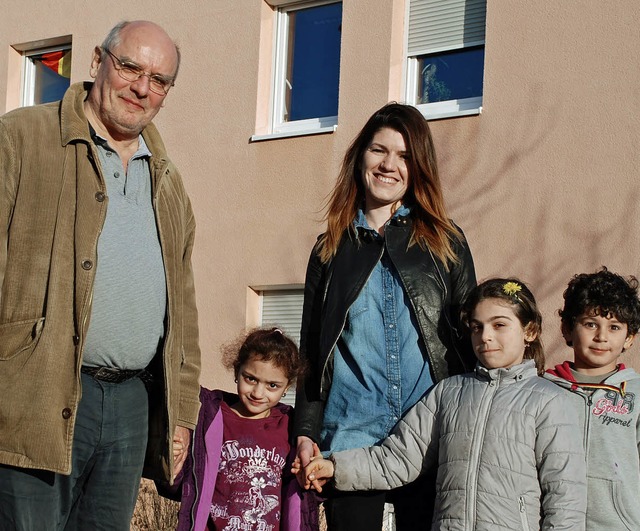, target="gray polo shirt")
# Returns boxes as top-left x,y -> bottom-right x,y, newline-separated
82,132 -> 167,370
